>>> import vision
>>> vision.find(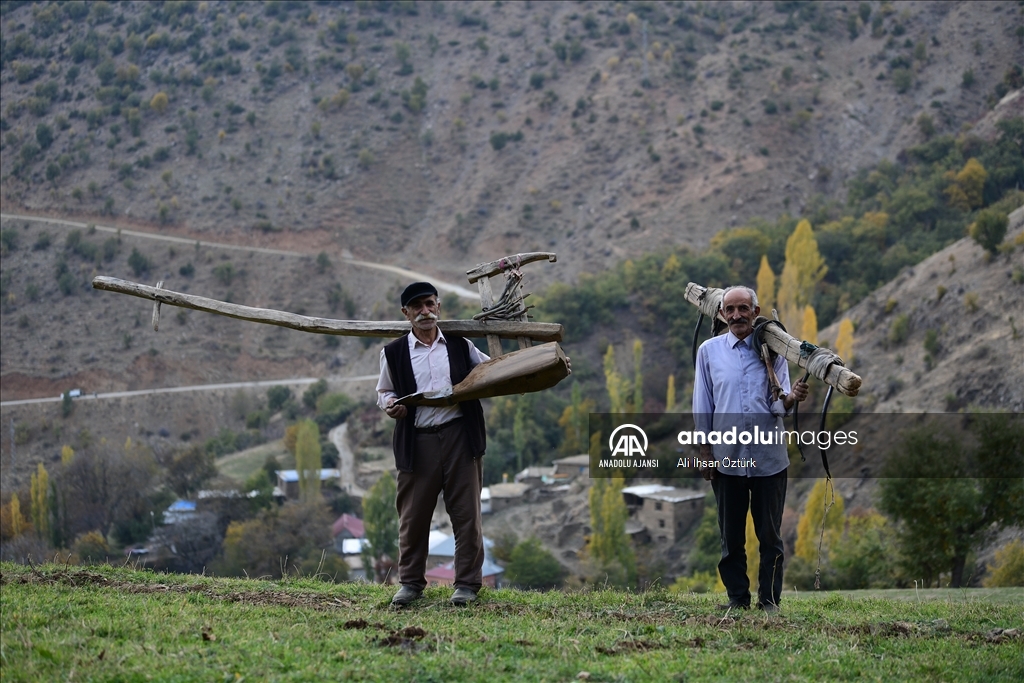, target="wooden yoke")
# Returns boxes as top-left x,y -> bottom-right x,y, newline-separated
684,282 -> 863,397
466,252 -> 557,357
